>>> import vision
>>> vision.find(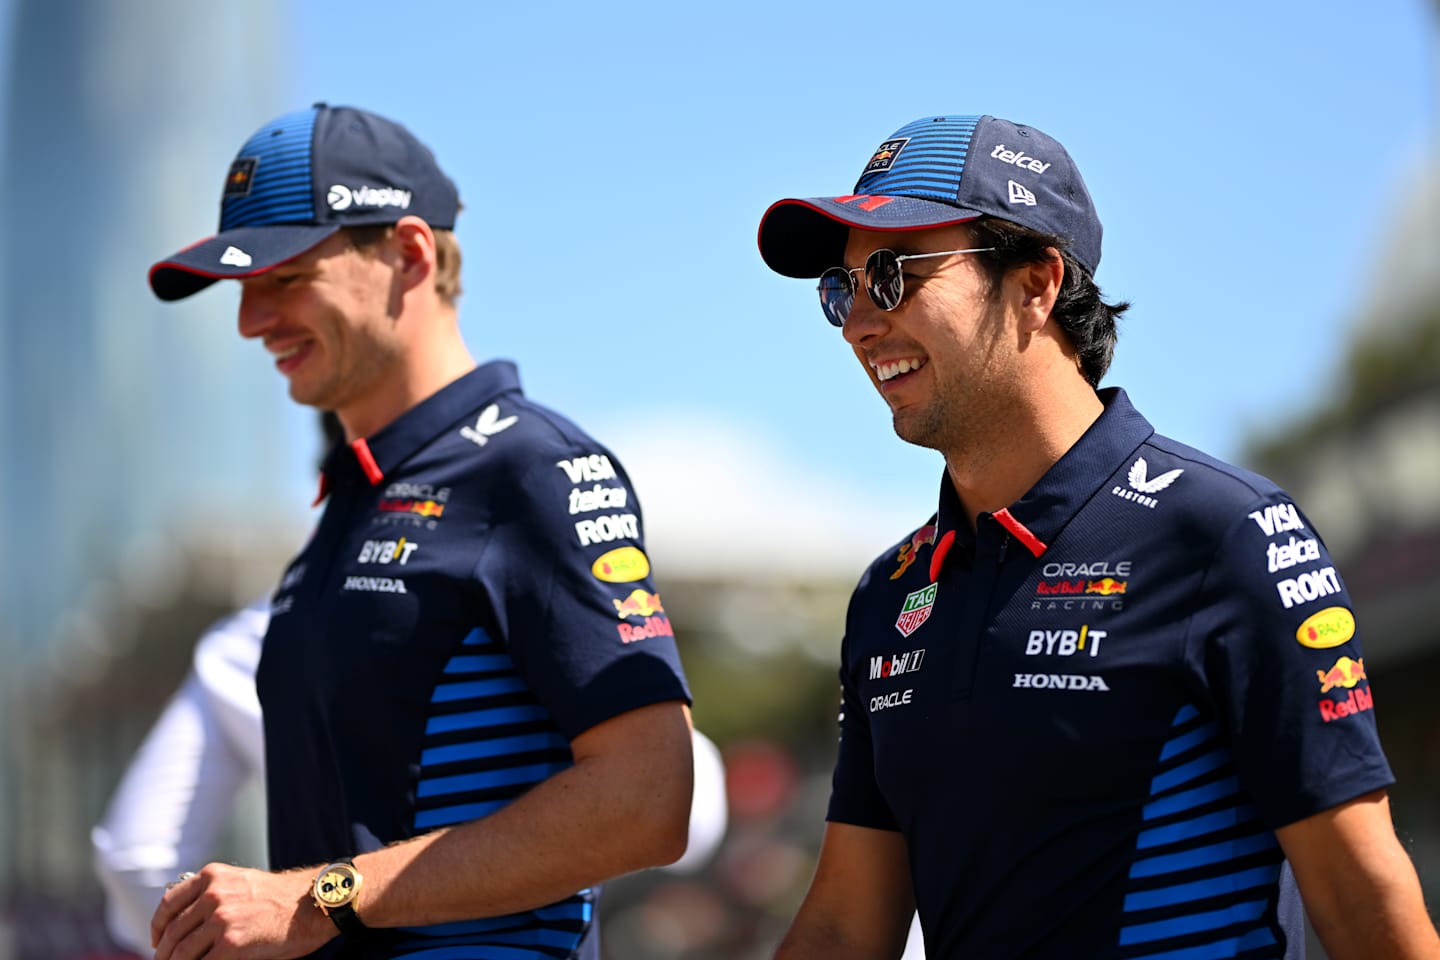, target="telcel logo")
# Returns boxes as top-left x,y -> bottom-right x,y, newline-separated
1295,606 -> 1356,649
991,144 -> 1051,174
